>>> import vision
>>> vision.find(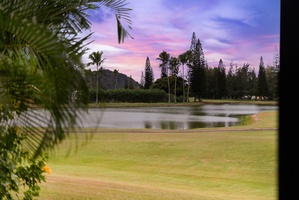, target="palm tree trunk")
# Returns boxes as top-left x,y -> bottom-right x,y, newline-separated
96,65 -> 98,103
174,75 -> 177,103
167,76 -> 170,103
187,76 -> 190,102
182,64 -> 185,102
